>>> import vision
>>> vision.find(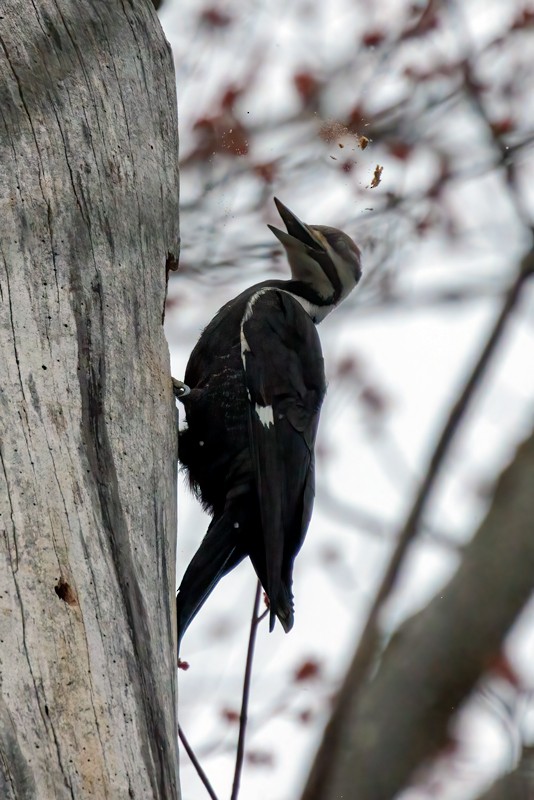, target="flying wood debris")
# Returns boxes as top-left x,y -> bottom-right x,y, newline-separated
319,120 -> 350,142
370,164 -> 383,188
